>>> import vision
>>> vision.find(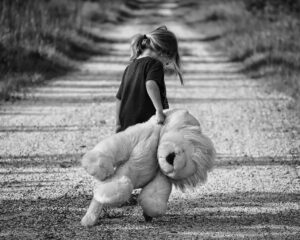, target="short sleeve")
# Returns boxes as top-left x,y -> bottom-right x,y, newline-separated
116,80 -> 123,100
116,66 -> 128,99
146,60 -> 164,85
